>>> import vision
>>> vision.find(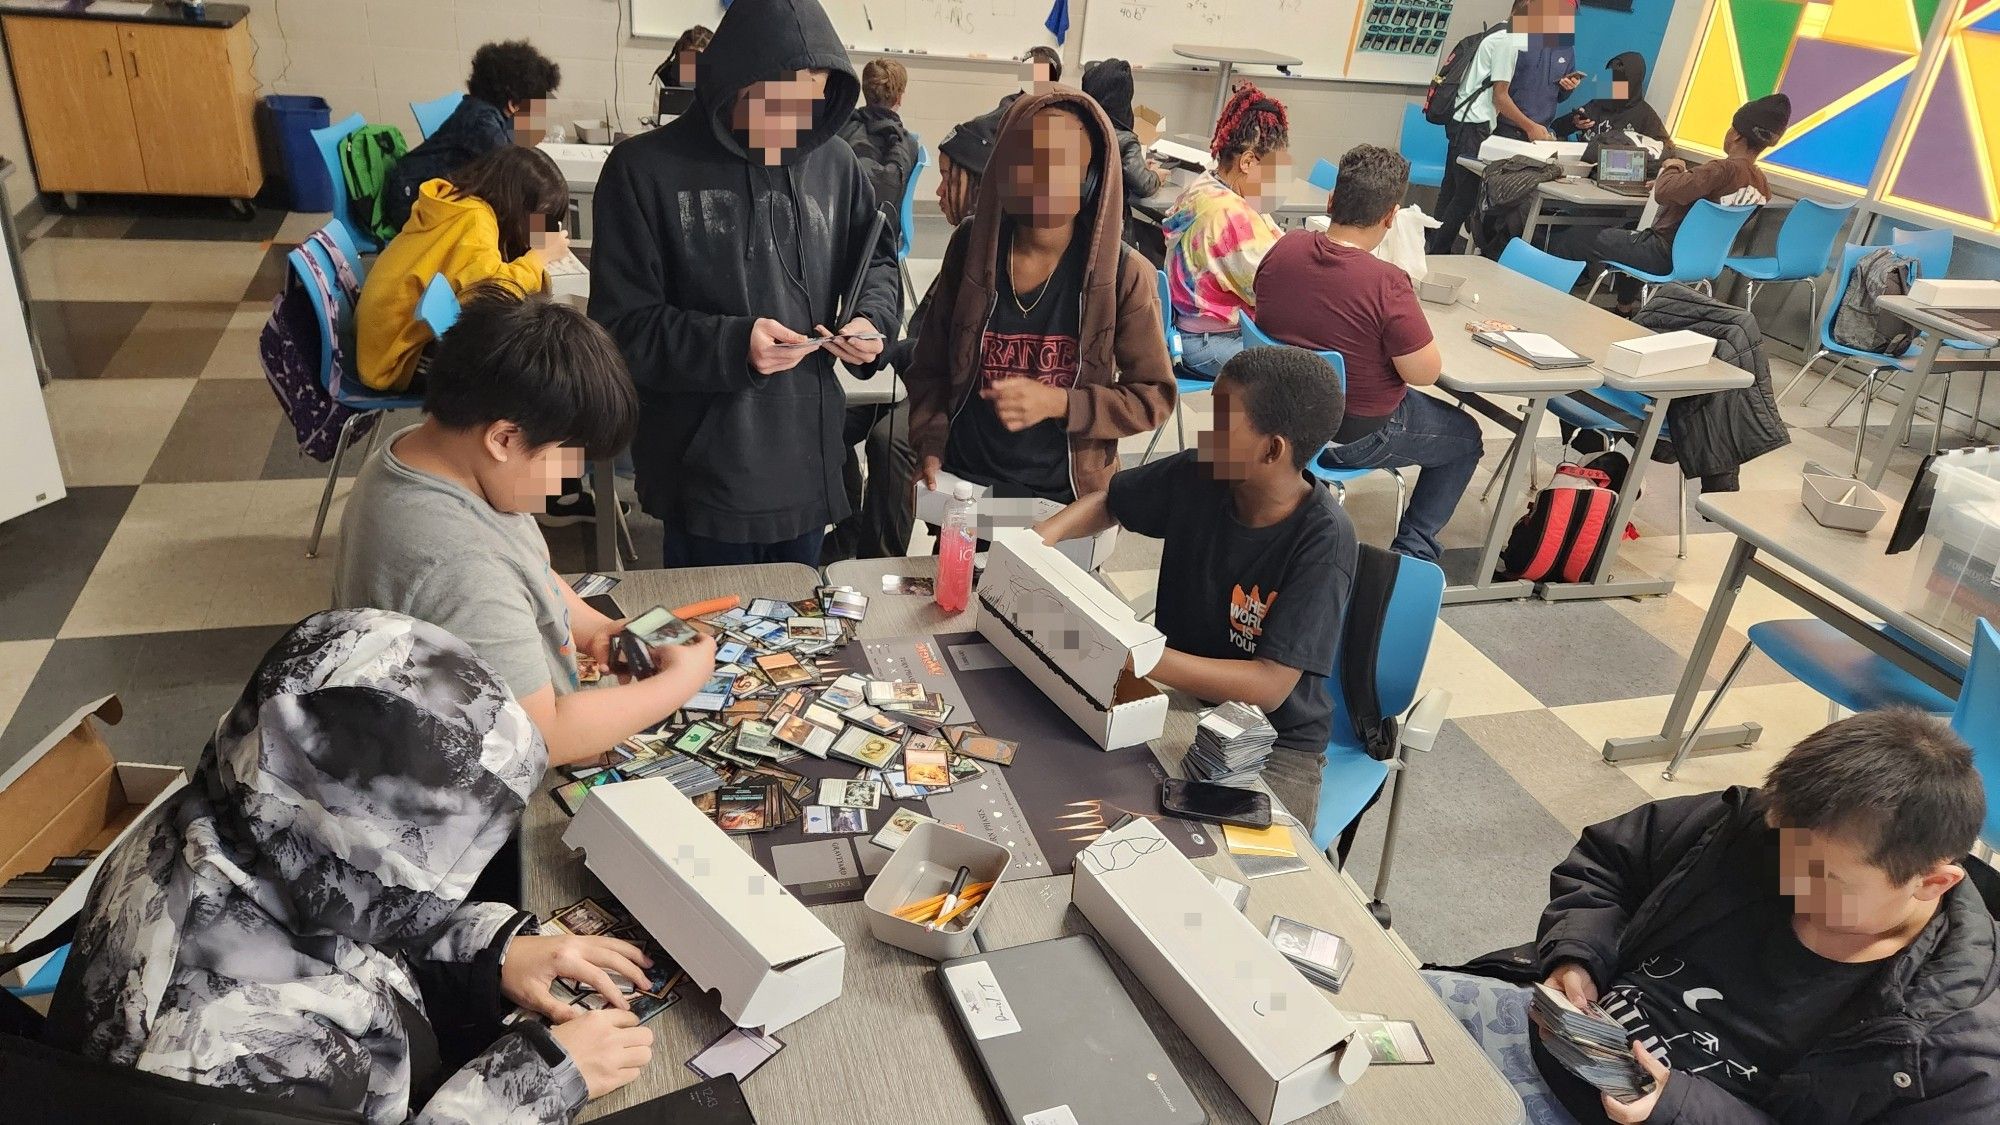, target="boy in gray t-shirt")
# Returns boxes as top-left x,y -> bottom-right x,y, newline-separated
334,288 -> 715,766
